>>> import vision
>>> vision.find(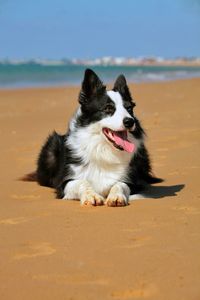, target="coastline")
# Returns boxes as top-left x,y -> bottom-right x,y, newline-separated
0,78 -> 200,300
1,64 -> 200,89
